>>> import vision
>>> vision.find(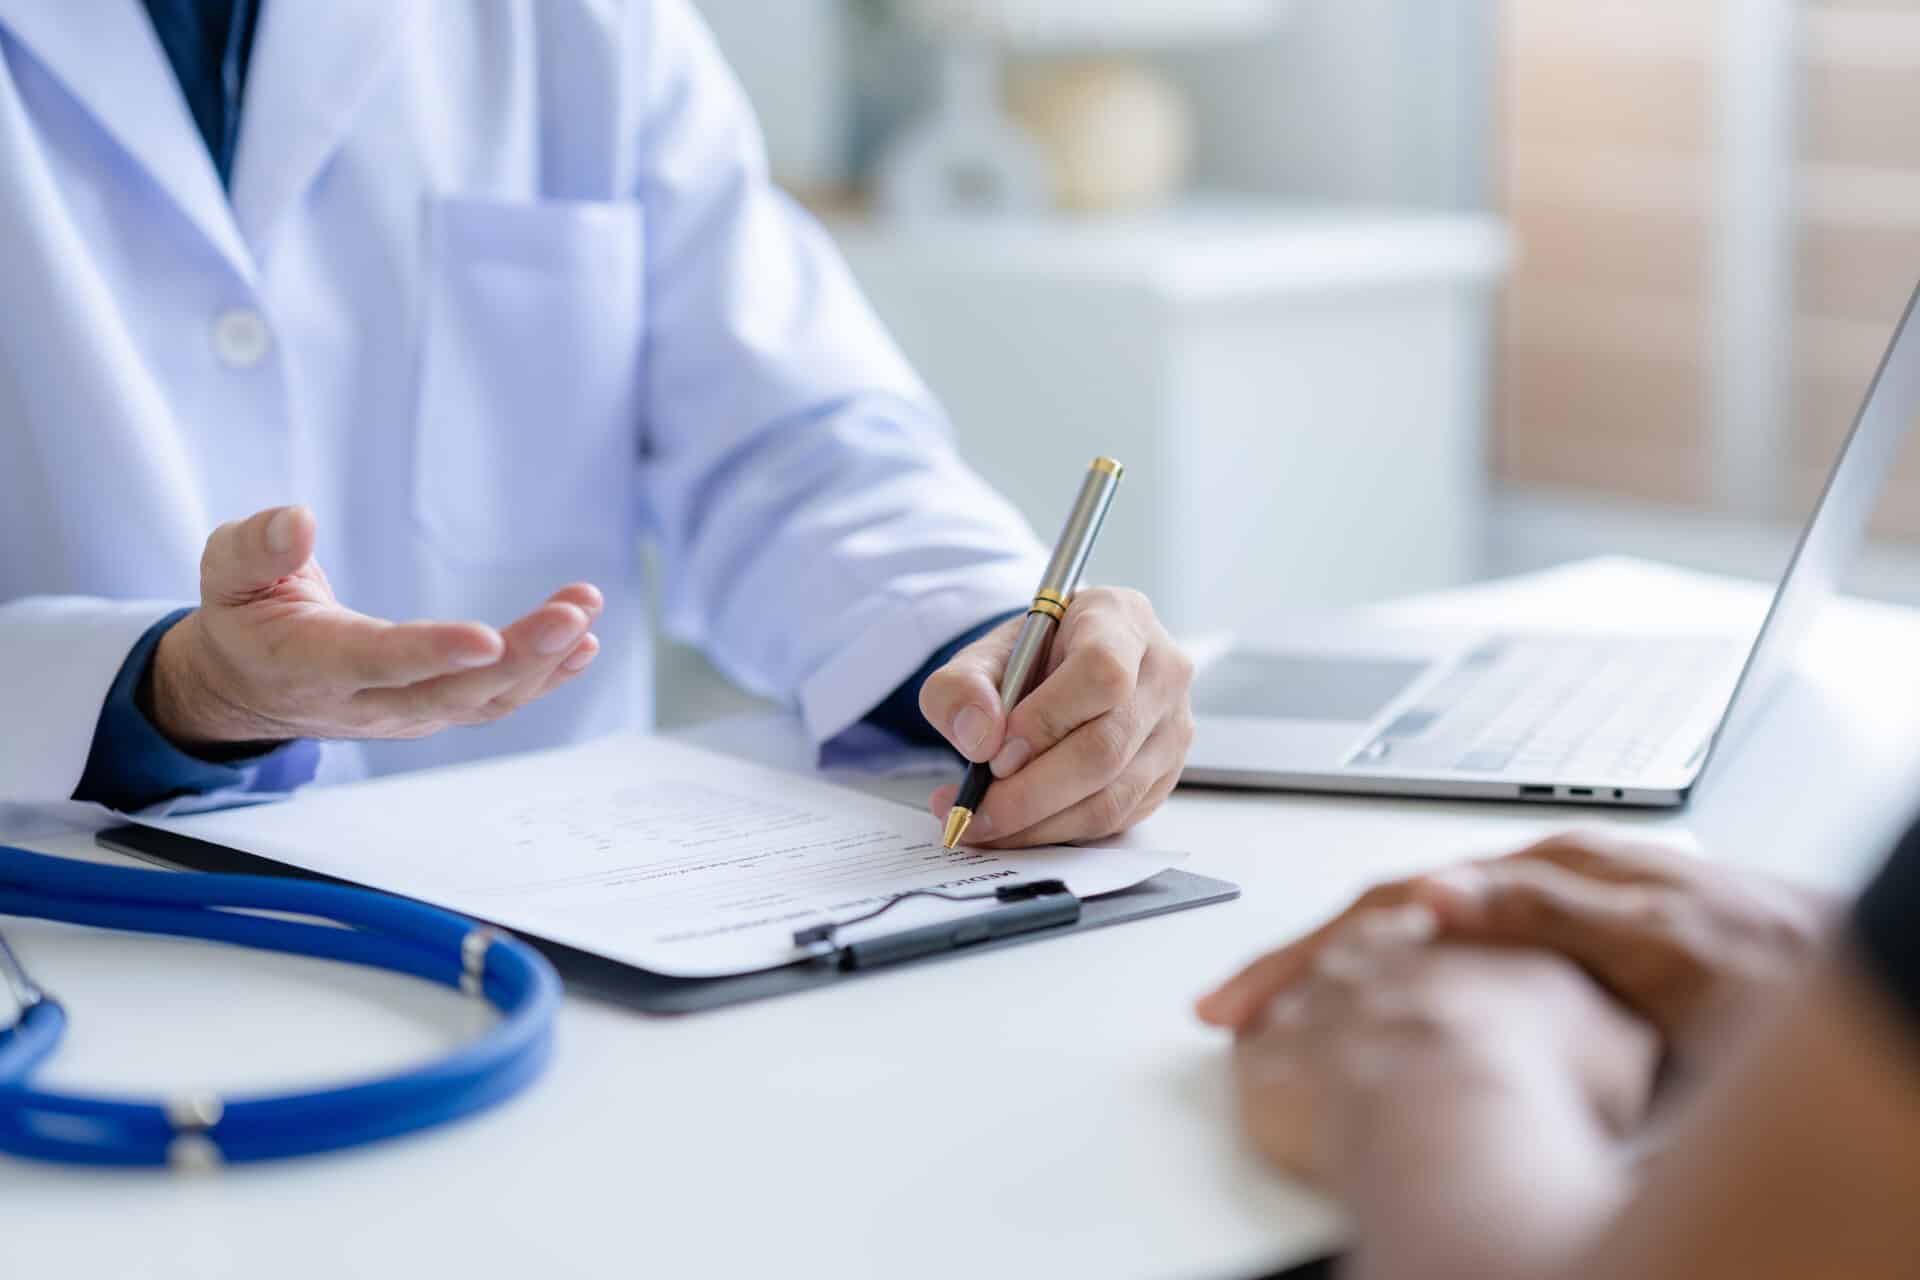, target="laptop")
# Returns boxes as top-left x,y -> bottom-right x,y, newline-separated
1183,281 -> 1920,807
